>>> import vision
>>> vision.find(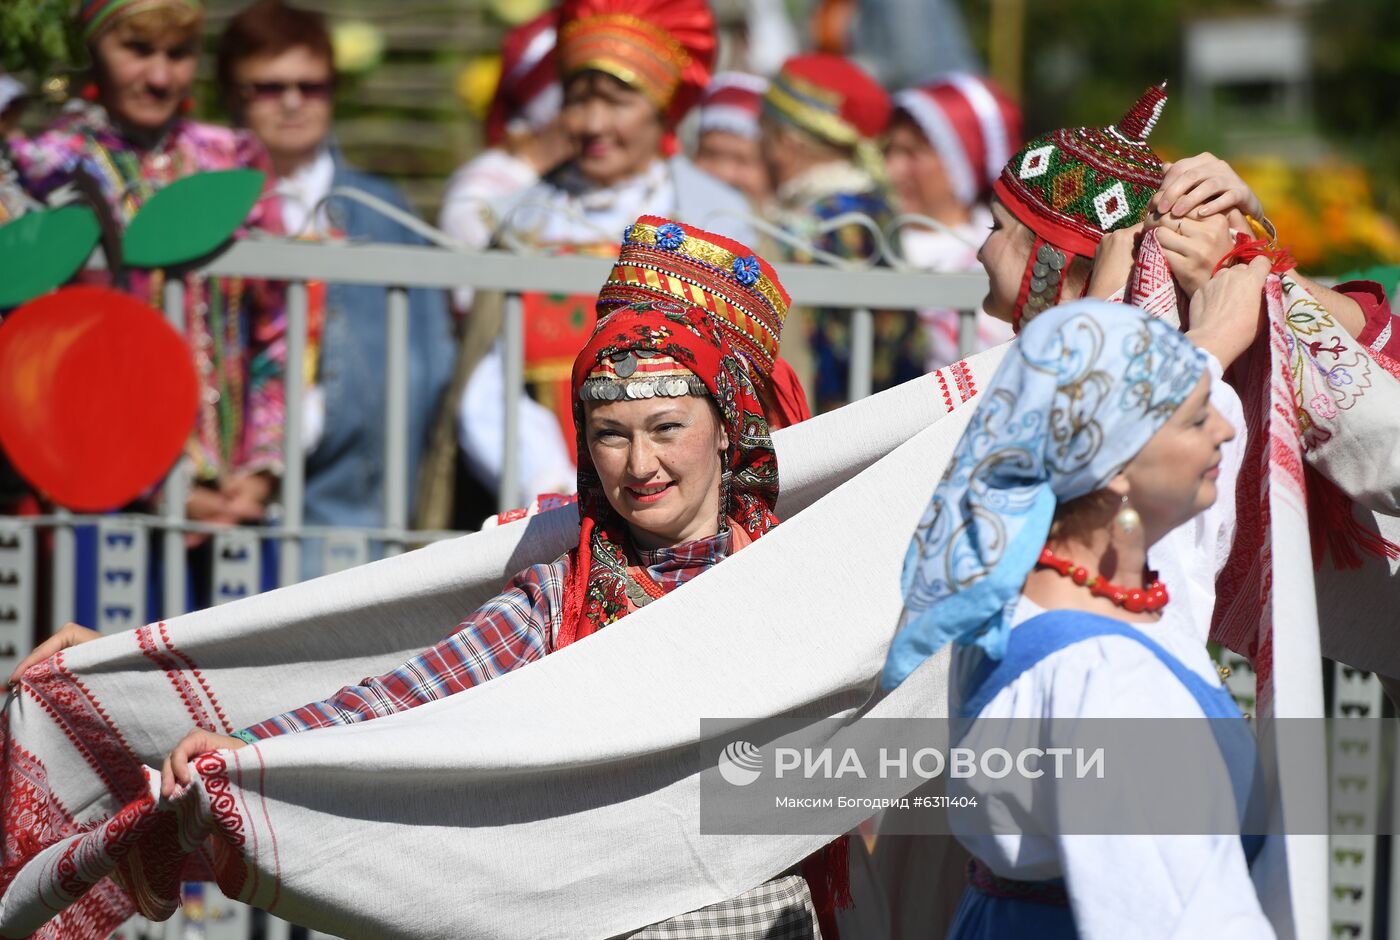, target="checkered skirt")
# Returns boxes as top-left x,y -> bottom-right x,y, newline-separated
619,874 -> 820,940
